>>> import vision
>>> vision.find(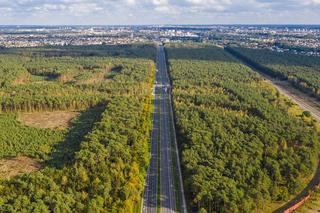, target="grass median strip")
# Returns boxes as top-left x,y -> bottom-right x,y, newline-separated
157,93 -> 161,213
